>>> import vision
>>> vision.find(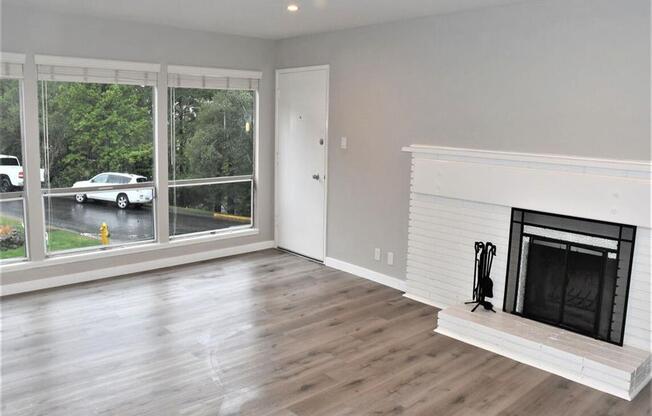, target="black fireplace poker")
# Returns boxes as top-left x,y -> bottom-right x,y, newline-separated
465,241 -> 497,313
